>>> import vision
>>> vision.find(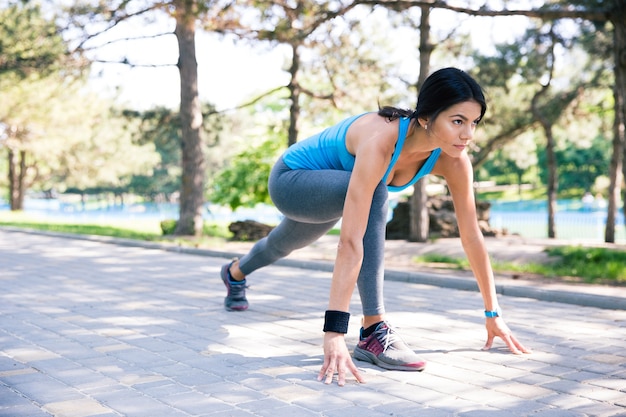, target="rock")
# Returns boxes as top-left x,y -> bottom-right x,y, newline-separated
386,195 -> 503,239
229,220 -> 274,241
